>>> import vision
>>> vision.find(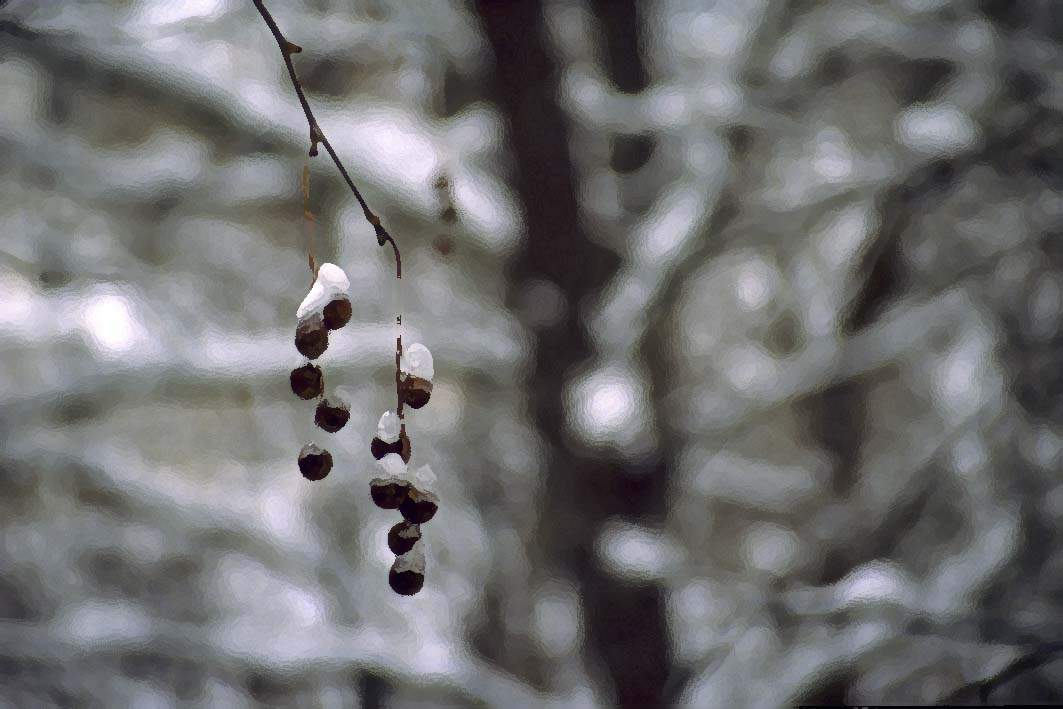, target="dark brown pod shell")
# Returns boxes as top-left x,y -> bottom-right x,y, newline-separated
298,443 -> 332,481
370,477 -> 409,509
370,437 -> 391,460
402,376 -> 433,410
399,485 -> 438,524
388,521 -> 421,556
289,363 -> 323,400
370,429 -> 411,463
322,296 -> 352,330
295,314 -> 329,359
388,567 -> 424,596
314,397 -> 350,433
